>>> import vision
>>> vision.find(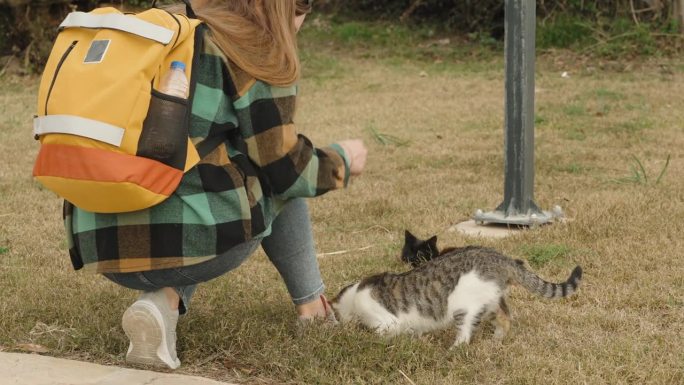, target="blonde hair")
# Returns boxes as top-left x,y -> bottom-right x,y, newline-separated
192,0 -> 311,87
